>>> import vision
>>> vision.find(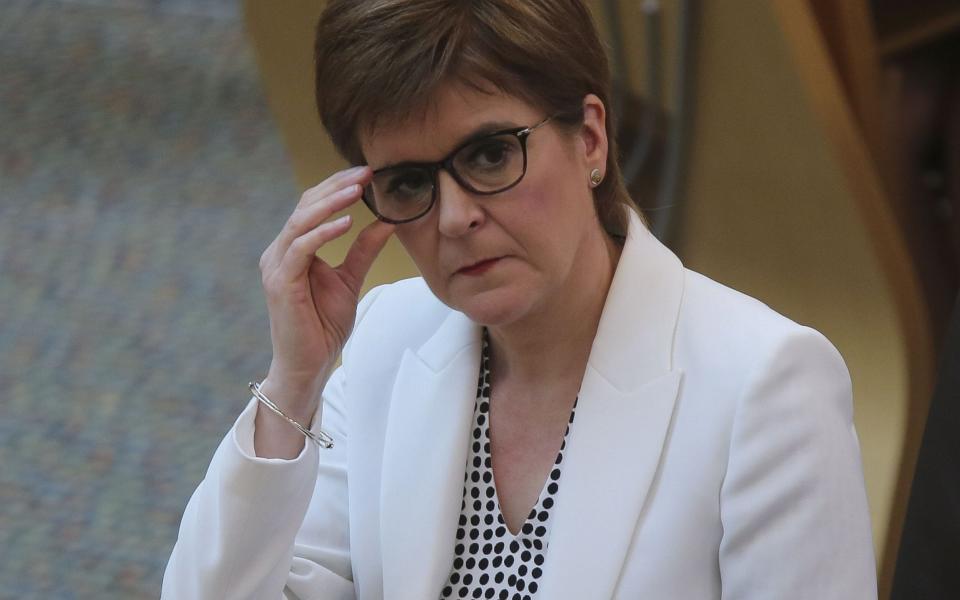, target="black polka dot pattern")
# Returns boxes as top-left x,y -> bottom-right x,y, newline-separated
439,329 -> 578,600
